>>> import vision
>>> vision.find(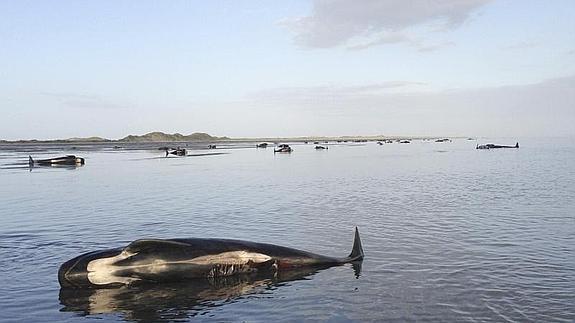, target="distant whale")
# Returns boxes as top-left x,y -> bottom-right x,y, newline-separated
58,228 -> 364,289
29,155 -> 85,166
476,142 -> 519,149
